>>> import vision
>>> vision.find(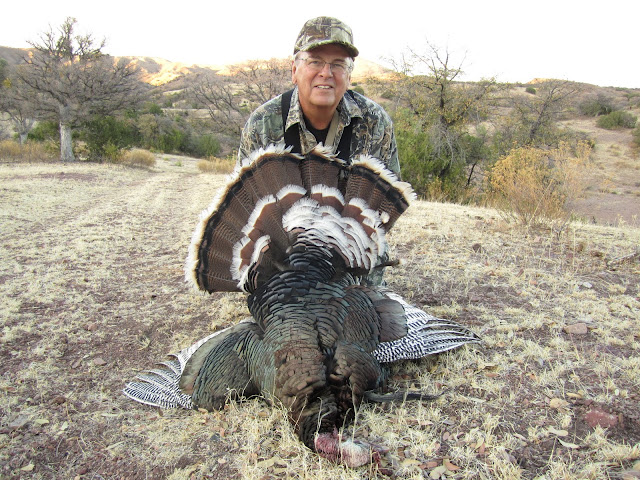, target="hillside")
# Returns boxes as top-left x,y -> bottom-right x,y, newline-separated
0,158 -> 638,479
2,44 -> 638,226
0,45 -> 390,87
